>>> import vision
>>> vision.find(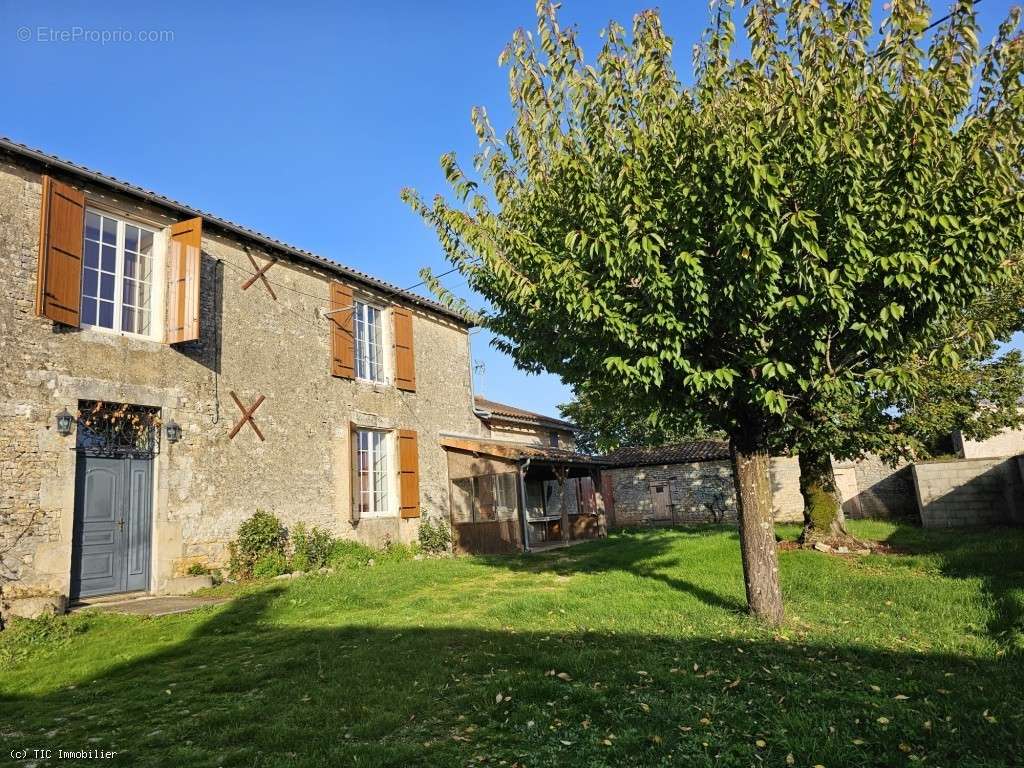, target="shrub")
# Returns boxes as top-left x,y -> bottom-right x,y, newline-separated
229,511 -> 285,579
186,563 -> 209,576
291,522 -> 334,572
252,551 -> 289,579
418,518 -> 452,554
378,540 -> 418,564
327,540 -> 378,570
